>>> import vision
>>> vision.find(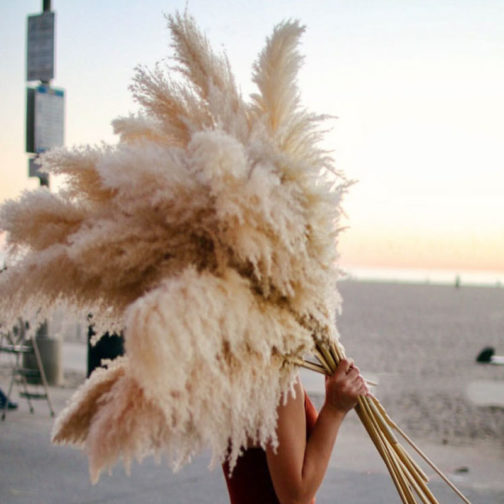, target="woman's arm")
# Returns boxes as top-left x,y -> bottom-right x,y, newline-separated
266,359 -> 368,504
